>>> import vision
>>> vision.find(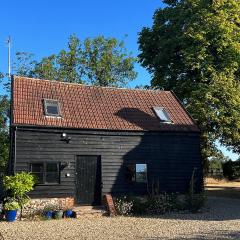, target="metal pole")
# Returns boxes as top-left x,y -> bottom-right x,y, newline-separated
7,36 -> 11,79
